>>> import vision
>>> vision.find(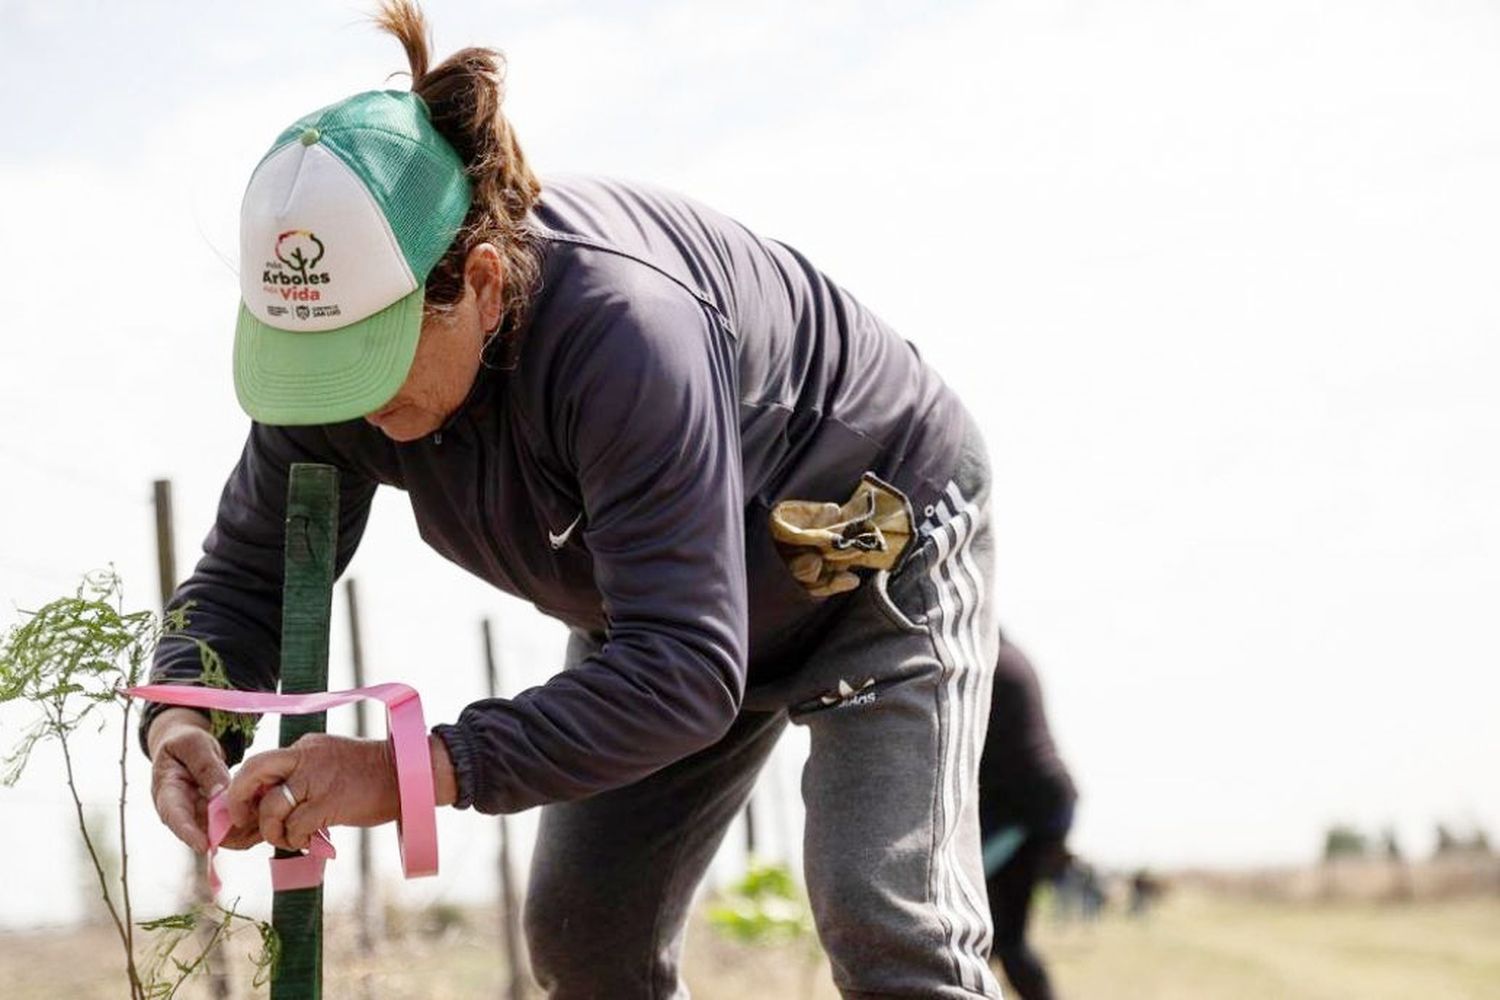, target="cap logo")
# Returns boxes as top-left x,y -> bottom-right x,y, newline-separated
261,229 -> 341,322
275,229 -> 325,277
265,229 -> 332,287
